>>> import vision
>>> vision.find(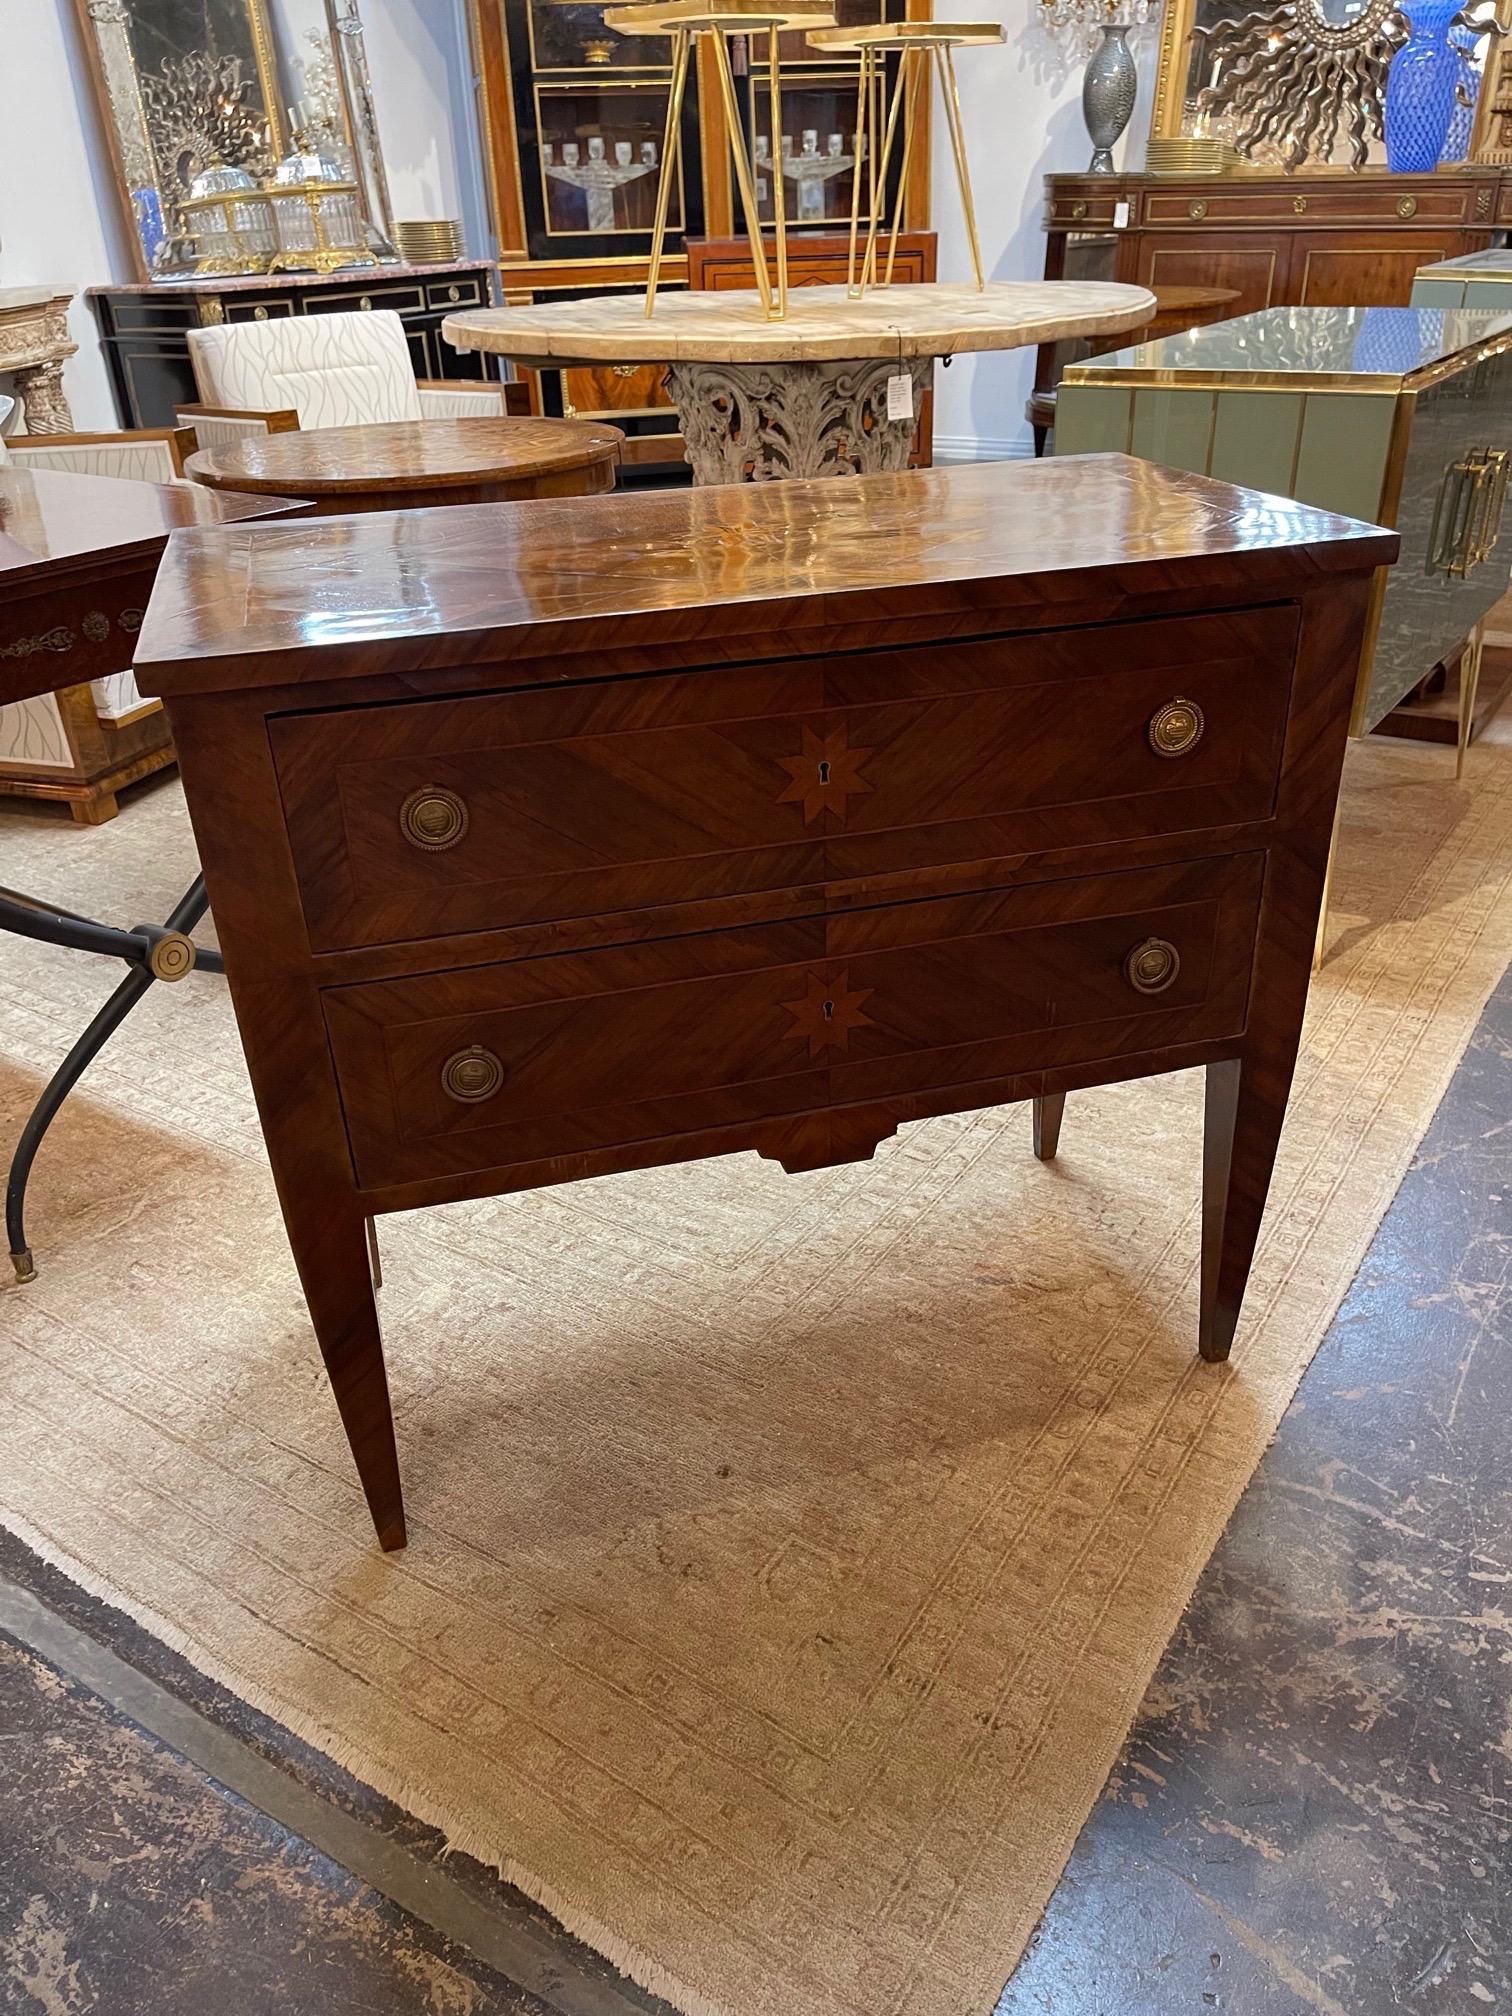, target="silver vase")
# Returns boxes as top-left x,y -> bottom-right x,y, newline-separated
1082,24 -> 1138,175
